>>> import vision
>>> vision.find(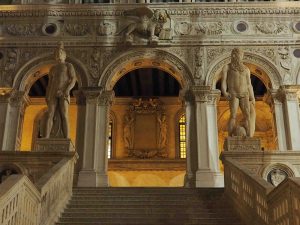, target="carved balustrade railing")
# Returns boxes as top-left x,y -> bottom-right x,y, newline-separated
0,155 -> 76,225
12,0 -> 300,4
268,177 -> 300,225
0,175 -> 40,225
223,158 -> 300,225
